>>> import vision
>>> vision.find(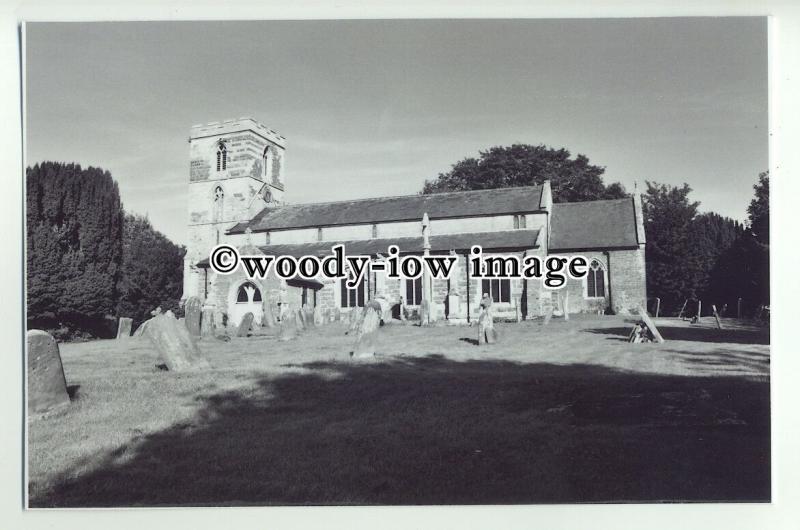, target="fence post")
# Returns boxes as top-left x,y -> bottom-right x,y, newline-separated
654,297 -> 661,318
